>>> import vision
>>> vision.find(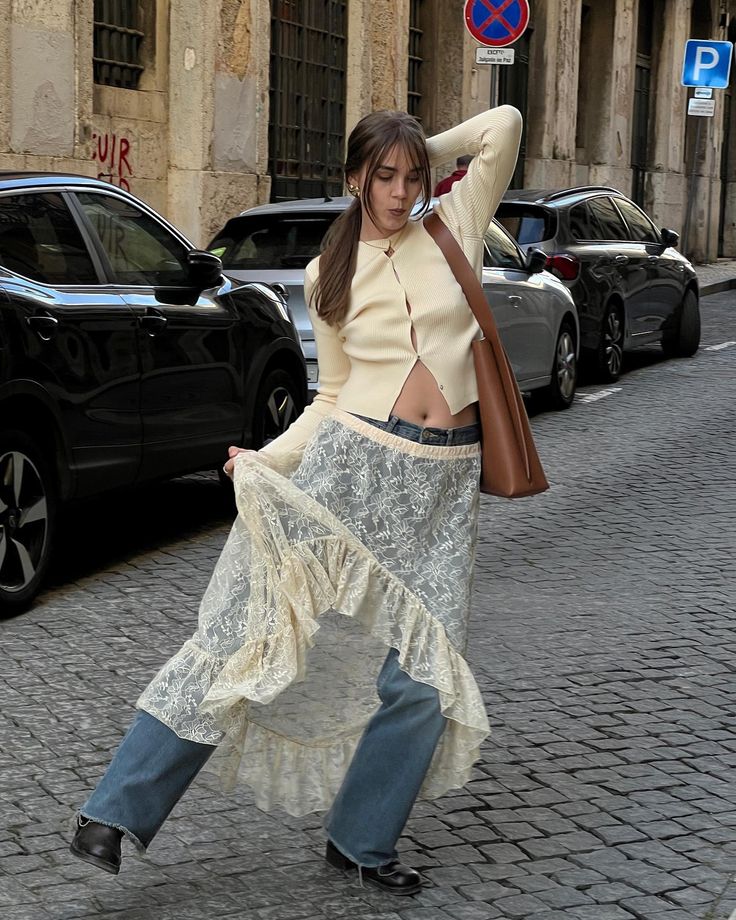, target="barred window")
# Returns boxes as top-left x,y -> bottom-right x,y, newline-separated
269,0 -> 347,201
93,0 -> 145,89
408,0 -> 425,120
